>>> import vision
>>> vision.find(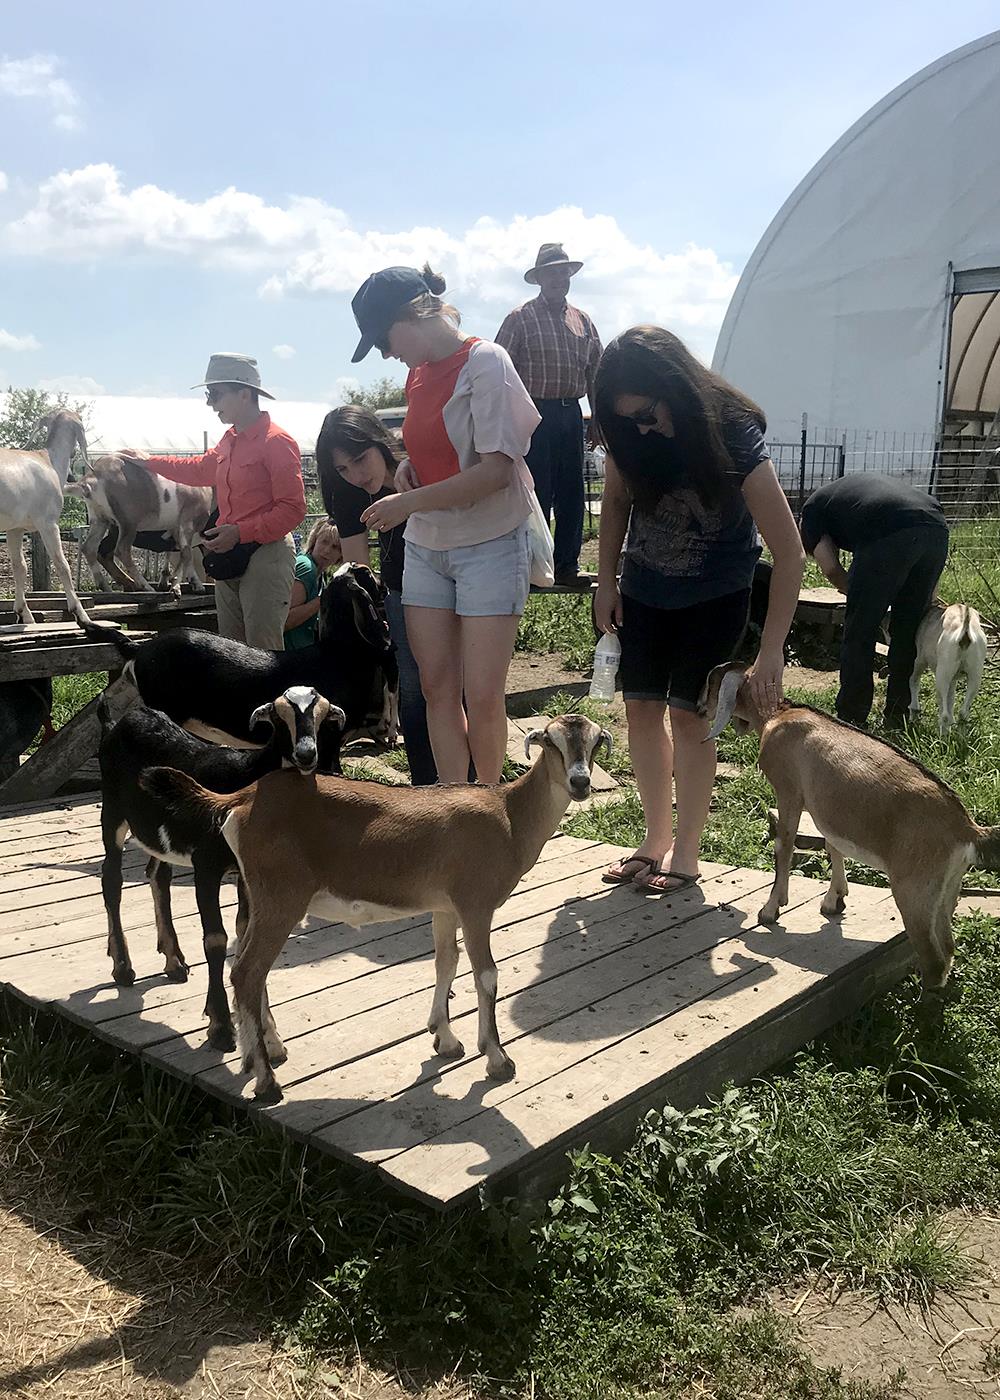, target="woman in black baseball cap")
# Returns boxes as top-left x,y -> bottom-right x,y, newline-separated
349,263 -> 540,787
